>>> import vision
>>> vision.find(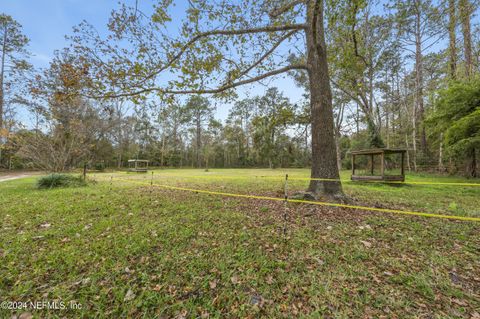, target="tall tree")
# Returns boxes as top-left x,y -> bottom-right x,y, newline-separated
0,14 -> 30,166
448,0 -> 457,79
21,52 -> 105,171
392,0 -> 443,166
328,1 -> 394,148
184,95 -> 214,168
459,0 -> 473,78
427,79 -> 480,177
71,0 -> 344,198
251,88 -> 295,168
227,98 -> 257,164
